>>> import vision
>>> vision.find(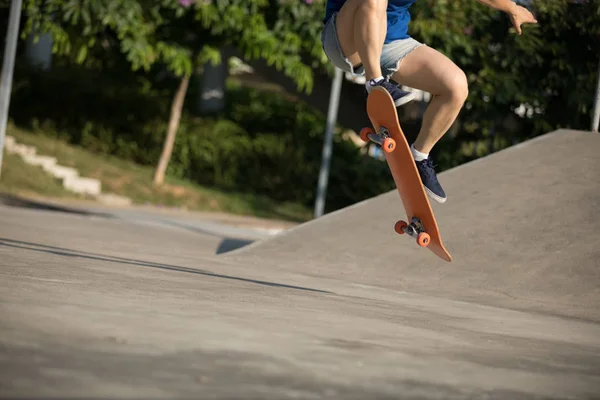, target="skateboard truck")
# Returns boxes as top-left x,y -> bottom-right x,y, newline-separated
360,126 -> 396,153
394,217 -> 431,247
362,86 -> 452,261
360,126 -> 431,249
